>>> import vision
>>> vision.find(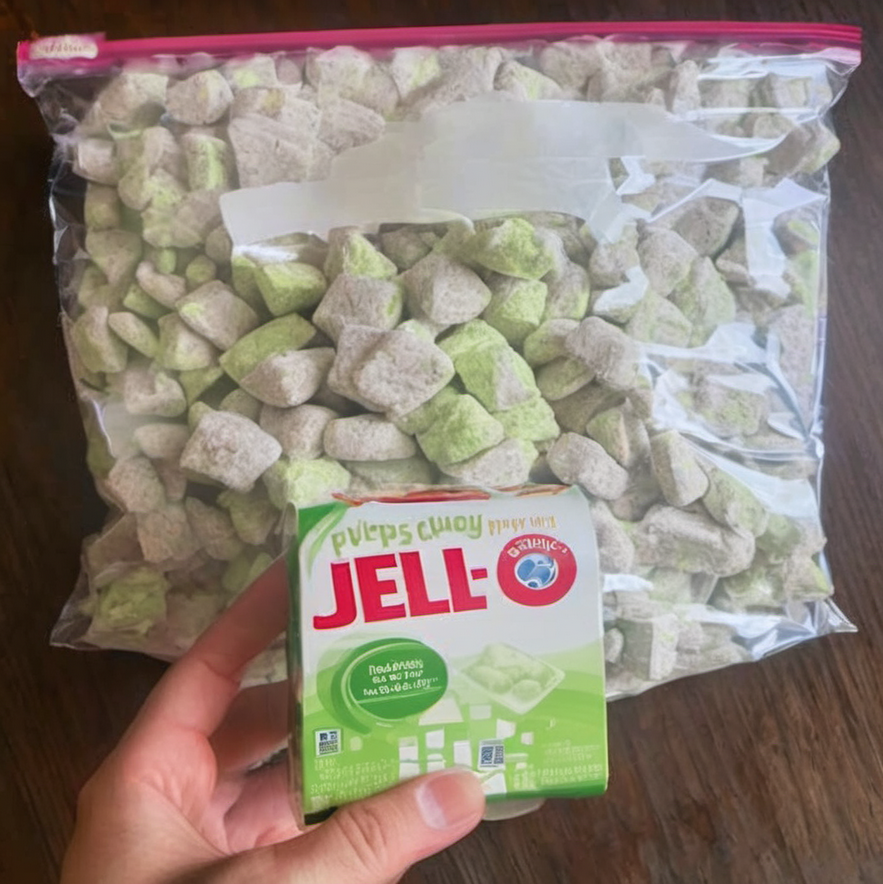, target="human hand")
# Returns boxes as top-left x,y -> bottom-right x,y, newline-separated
61,559 -> 486,883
